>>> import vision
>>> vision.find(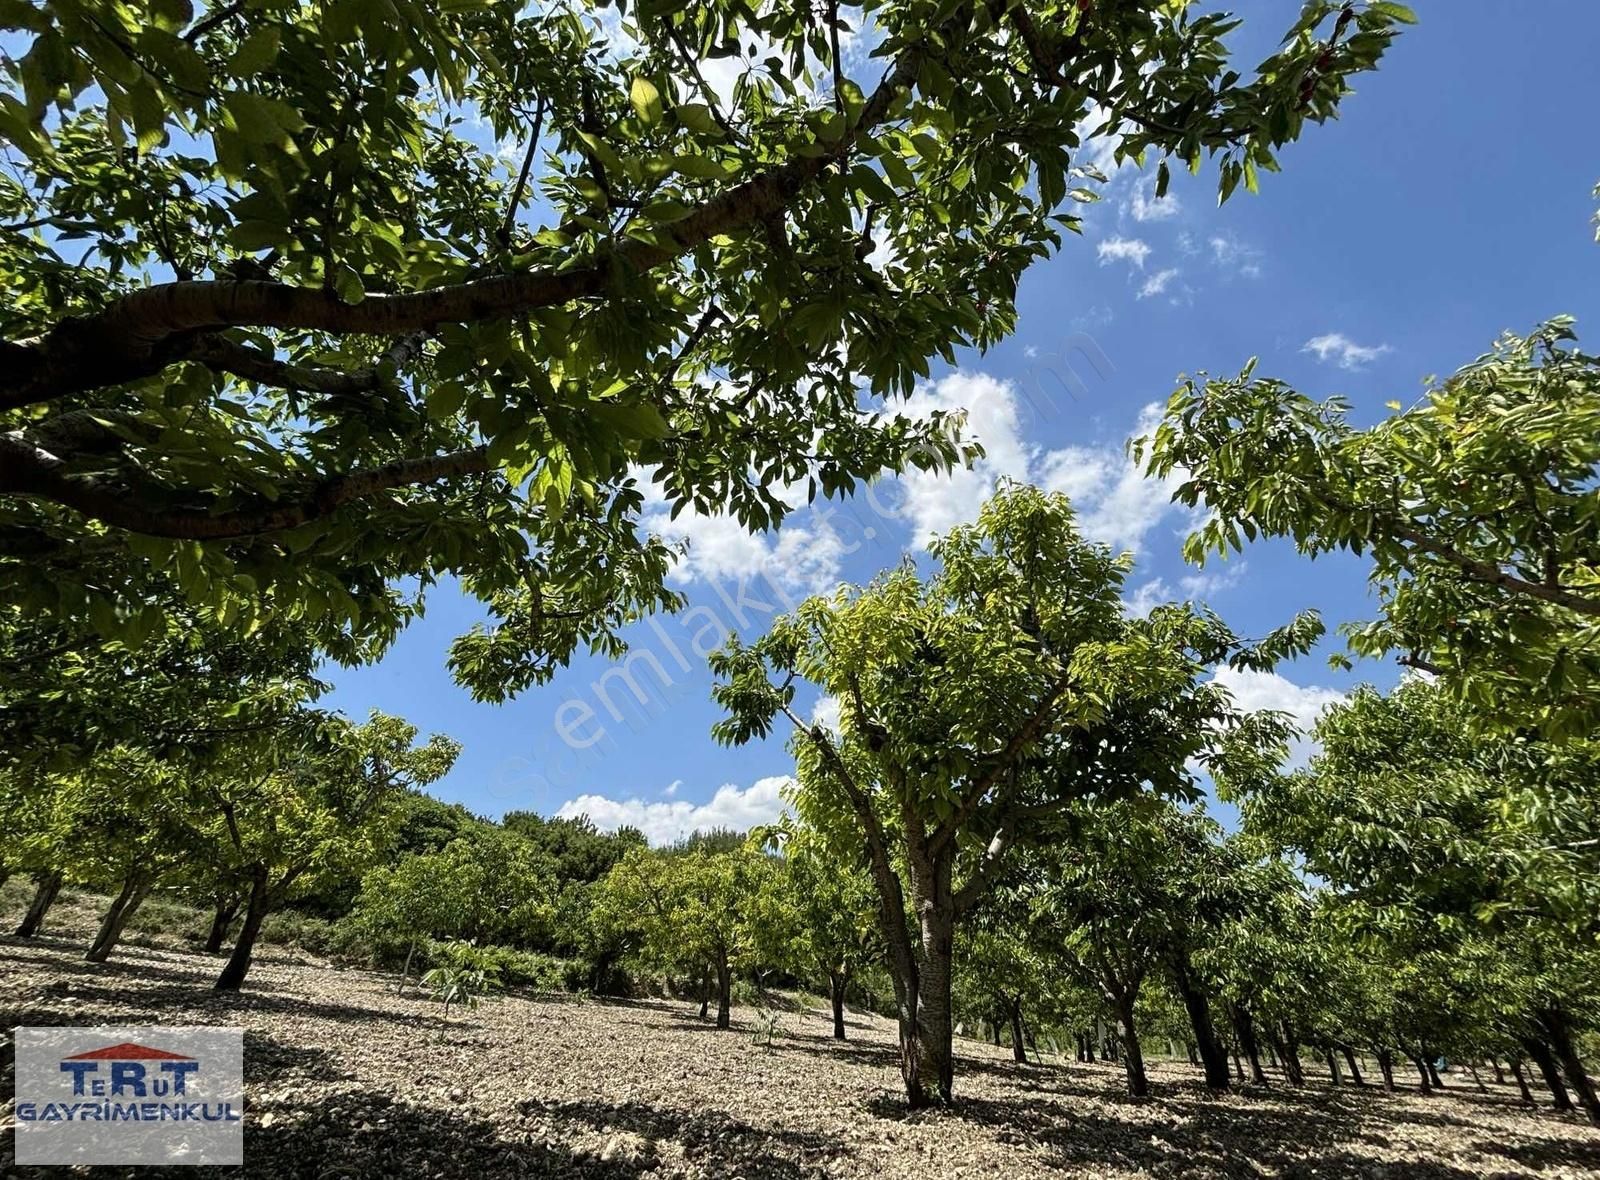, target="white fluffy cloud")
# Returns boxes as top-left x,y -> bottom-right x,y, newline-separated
1137,267 -> 1180,299
1210,666 -> 1346,766
811,694 -> 842,734
1209,234 -> 1262,279
1124,563 -> 1248,615
555,775 -> 794,846
1303,333 -> 1392,370
645,498 -> 847,599
893,375 -> 1185,554
1097,236 -> 1151,269
1127,184 -> 1181,222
